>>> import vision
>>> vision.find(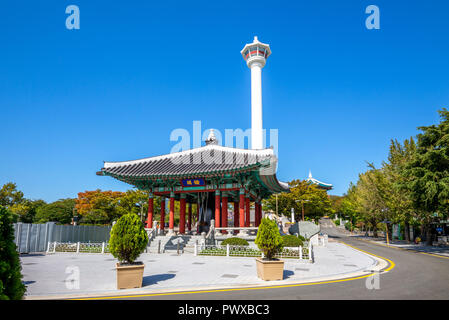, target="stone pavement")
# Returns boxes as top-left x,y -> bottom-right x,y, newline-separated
21,242 -> 378,299
351,235 -> 449,257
